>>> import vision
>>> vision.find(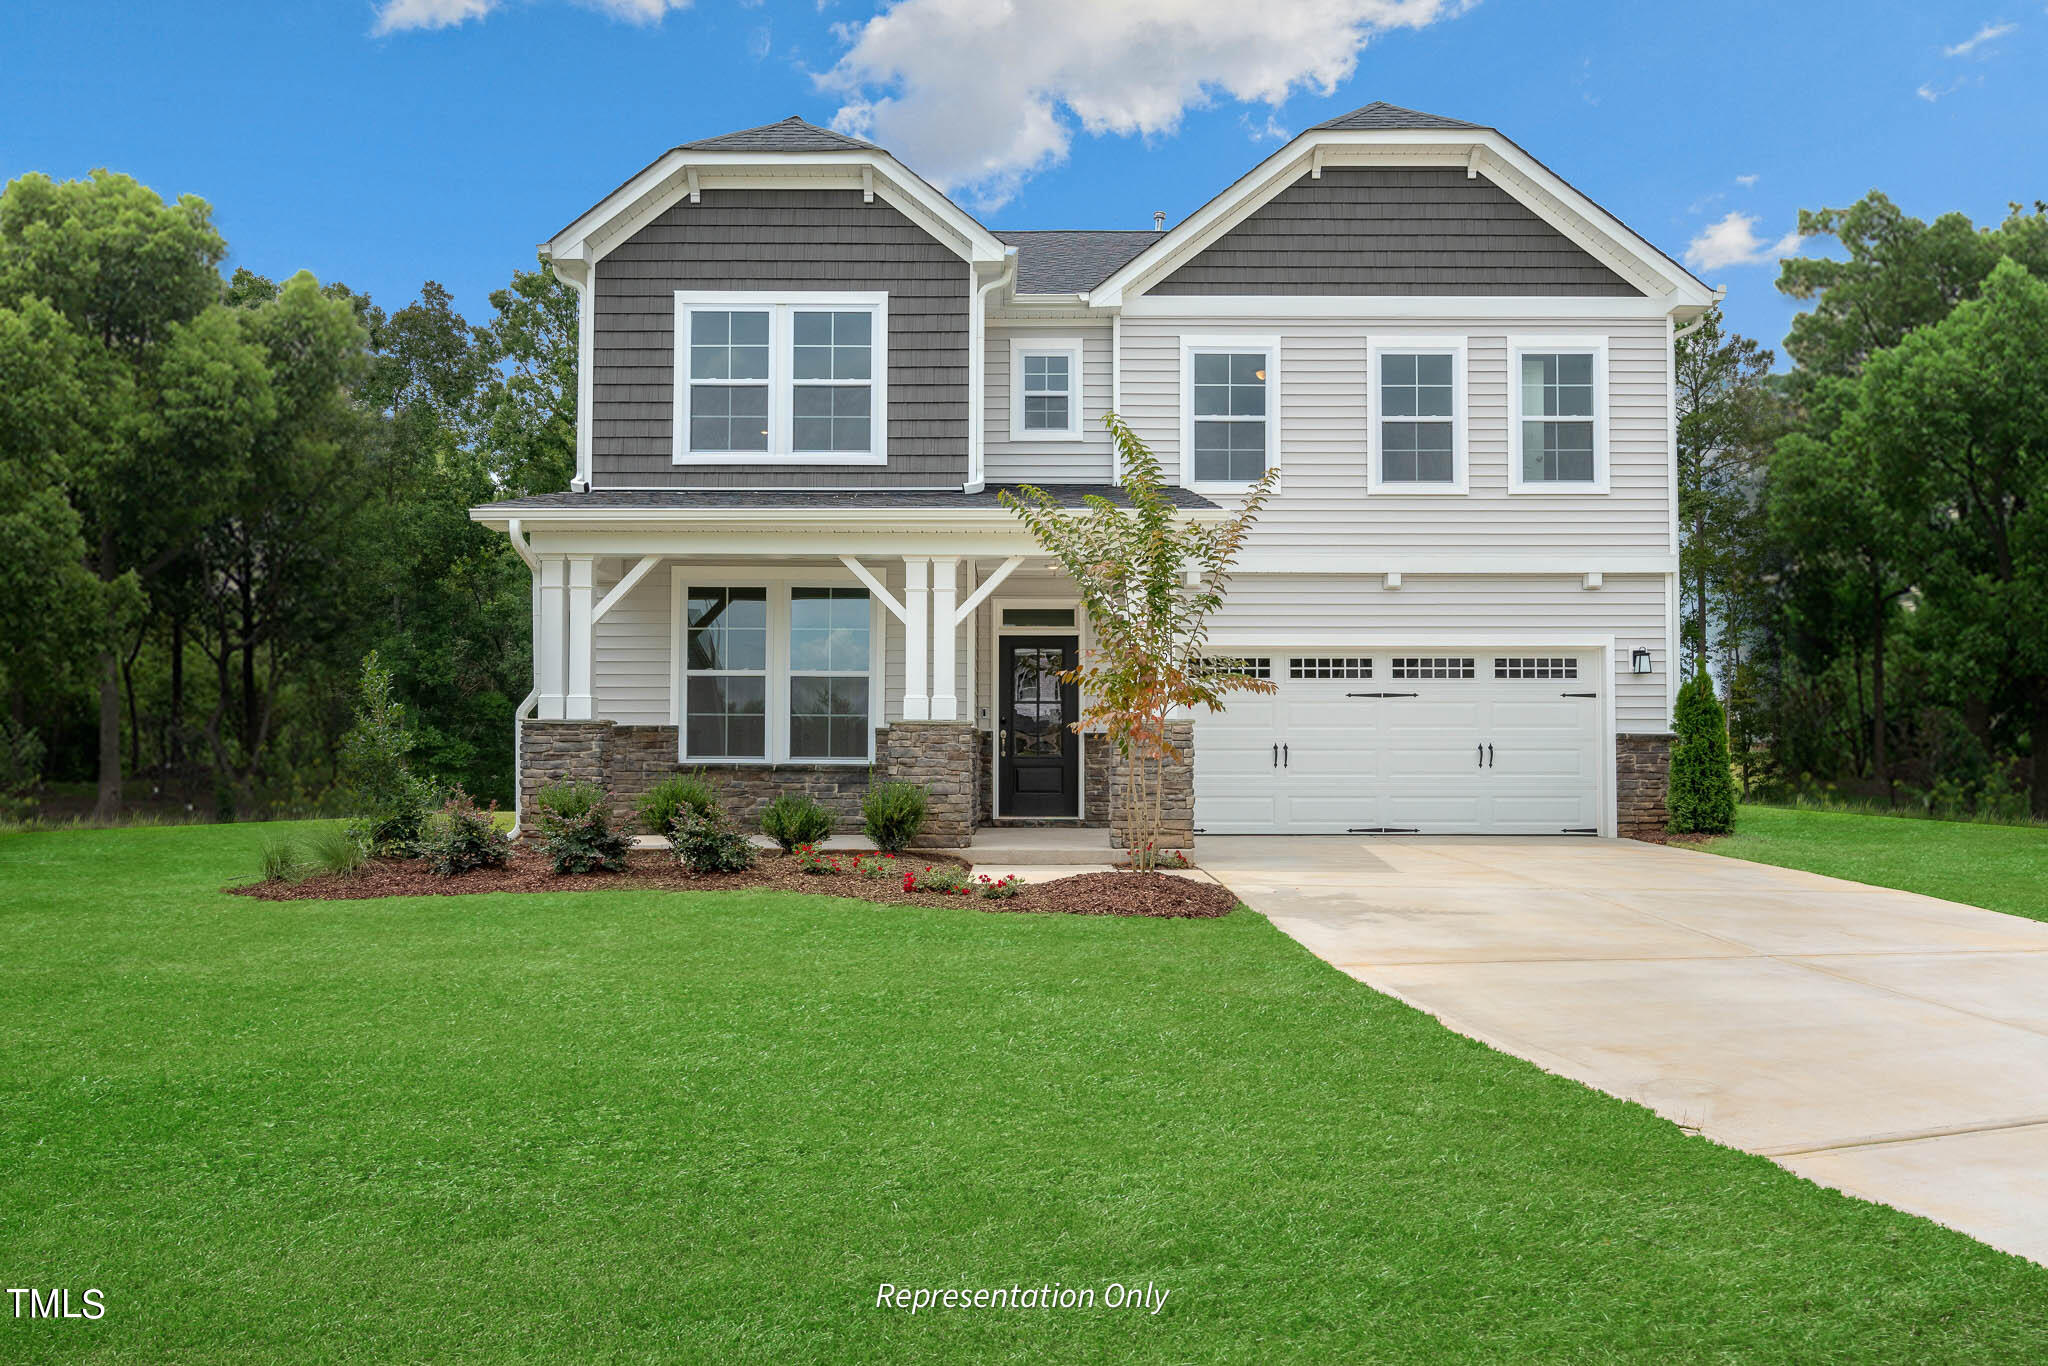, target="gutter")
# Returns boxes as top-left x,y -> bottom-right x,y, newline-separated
503,519 -> 542,836
1673,286 -> 1726,342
